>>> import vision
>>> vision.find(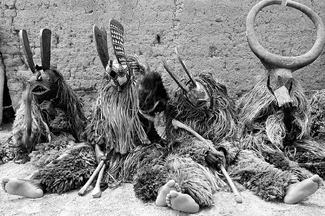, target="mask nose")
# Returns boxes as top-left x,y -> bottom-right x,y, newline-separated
269,69 -> 294,107
273,86 -> 293,107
